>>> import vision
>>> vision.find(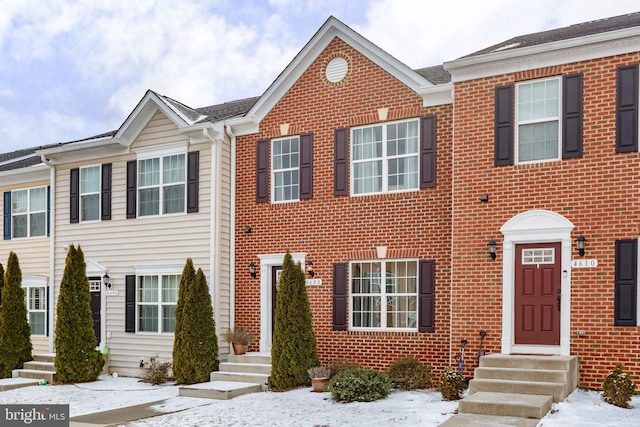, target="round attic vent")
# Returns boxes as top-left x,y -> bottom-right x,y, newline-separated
325,57 -> 348,83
